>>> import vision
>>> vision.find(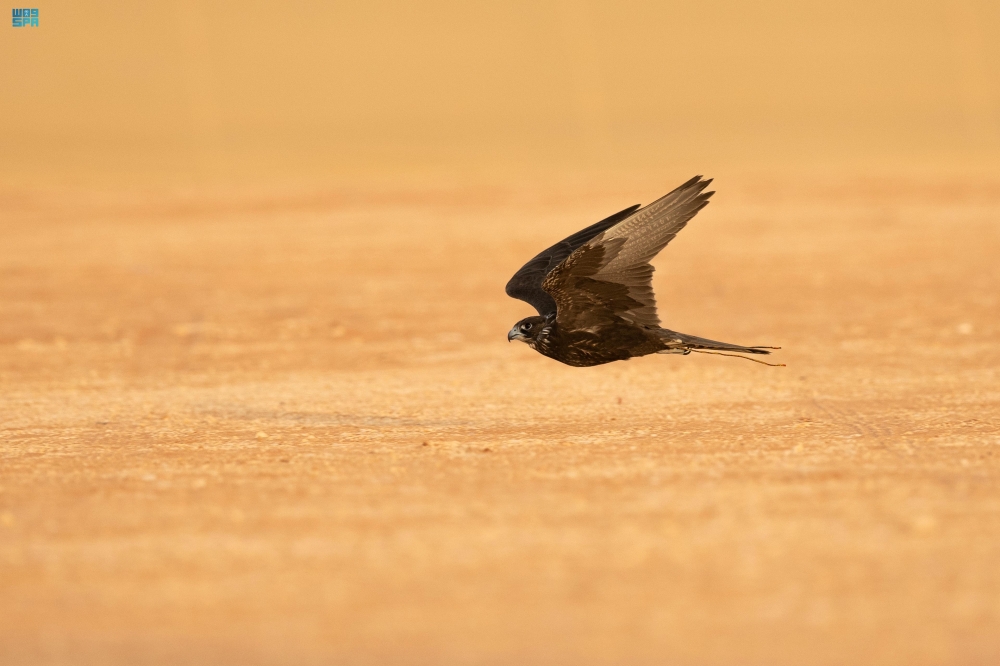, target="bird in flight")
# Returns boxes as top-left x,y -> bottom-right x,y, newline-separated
506,176 -> 781,367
